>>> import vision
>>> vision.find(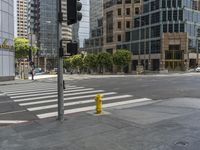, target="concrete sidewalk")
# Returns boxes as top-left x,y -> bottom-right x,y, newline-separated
1,97 -> 200,150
